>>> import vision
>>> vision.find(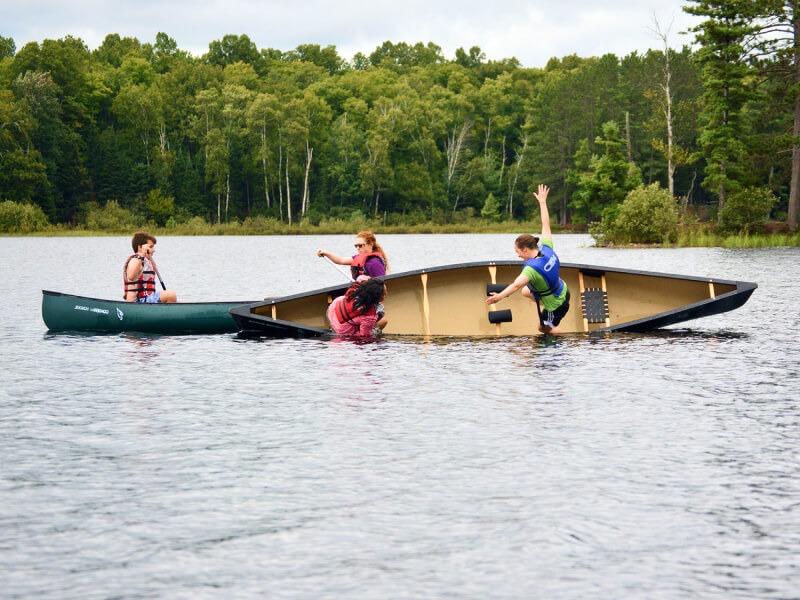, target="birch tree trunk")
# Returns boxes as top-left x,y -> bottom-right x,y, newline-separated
278,139 -> 284,221
499,135 -> 506,187
159,124 -> 168,158
261,124 -> 270,209
225,171 -> 230,221
445,121 -> 471,195
301,140 -> 313,217
662,34 -> 675,196
653,17 -> 676,196
286,153 -> 292,225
